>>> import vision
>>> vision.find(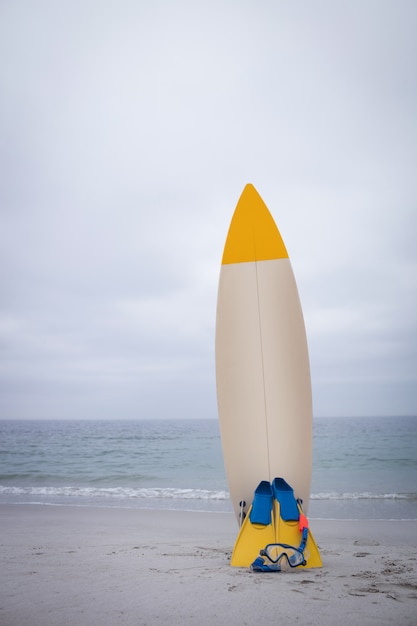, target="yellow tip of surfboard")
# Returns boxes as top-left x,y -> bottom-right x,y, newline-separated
222,184 -> 288,265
